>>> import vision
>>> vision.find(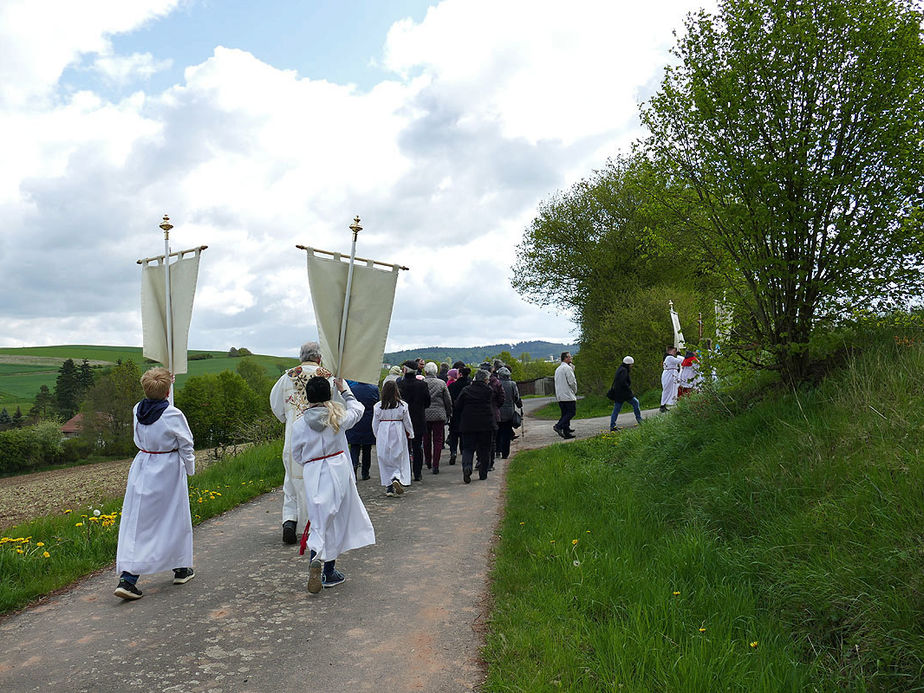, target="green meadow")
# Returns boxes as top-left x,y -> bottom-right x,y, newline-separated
487,330 -> 924,690
0,345 -> 296,412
